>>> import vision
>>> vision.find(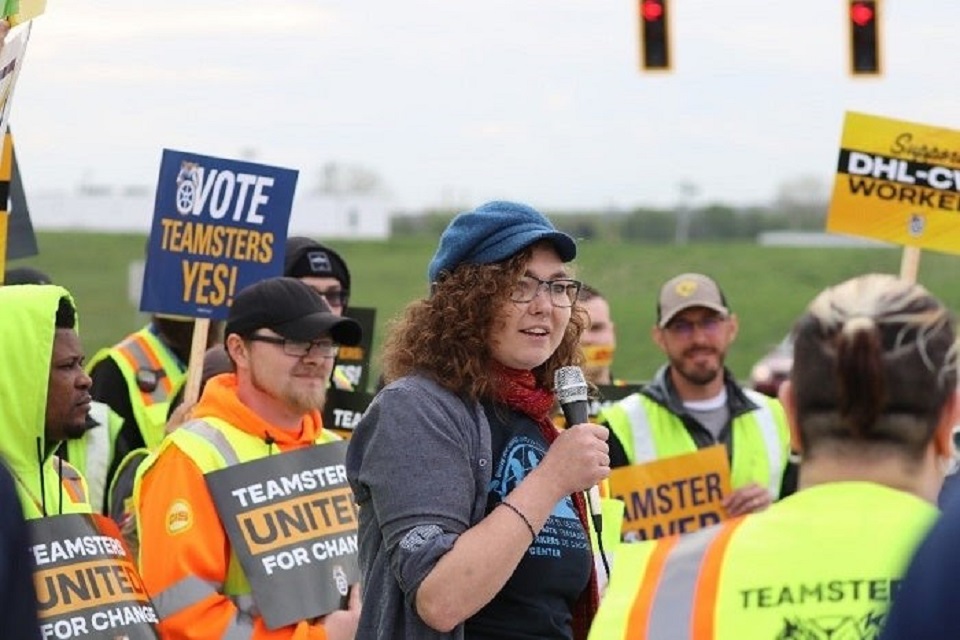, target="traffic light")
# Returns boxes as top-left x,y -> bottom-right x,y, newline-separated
639,0 -> 670,71
848,1 -> 881,76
